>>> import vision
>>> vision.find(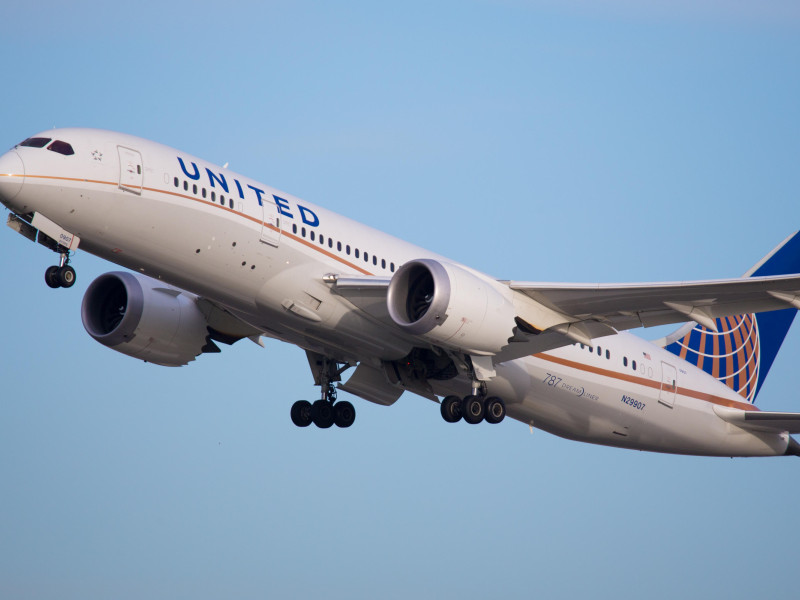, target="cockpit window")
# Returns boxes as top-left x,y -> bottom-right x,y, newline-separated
19,137 -> 52,148
47,140 -> 75,156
